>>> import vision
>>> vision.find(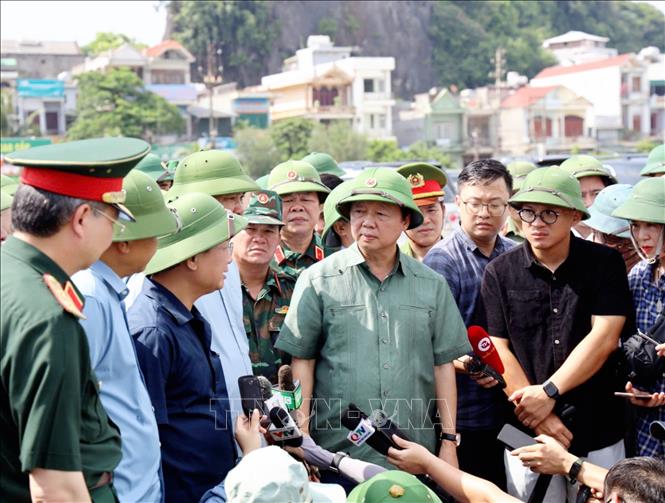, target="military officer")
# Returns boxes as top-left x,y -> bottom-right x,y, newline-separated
502,160 -> 537,243
276,168 -> 470,470
73,169 -> 180,502
234,190 -> 295,383
396,162 -> 447,261
268,159 -> 330,280
1,137 -> 149,502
